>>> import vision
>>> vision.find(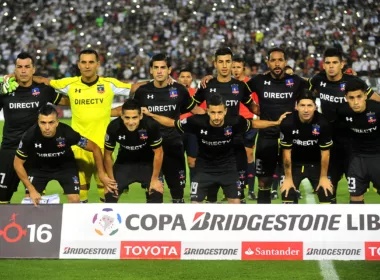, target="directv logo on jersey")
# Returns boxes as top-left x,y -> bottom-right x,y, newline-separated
147,105 -> 176,112
32,88 -> 40,96
231,84 -> 239,95
9,101 -> 40,109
